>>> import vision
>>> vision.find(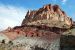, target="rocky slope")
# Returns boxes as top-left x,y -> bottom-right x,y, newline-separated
0,4 -> 75,50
